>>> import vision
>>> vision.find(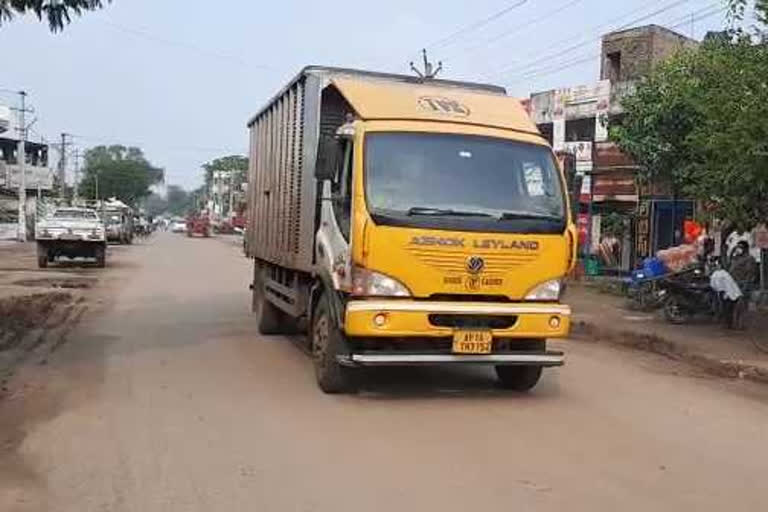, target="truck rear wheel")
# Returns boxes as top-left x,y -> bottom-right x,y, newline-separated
253,281 -> 287,336
37,244 -> 48,268
311,293 -> 355,394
